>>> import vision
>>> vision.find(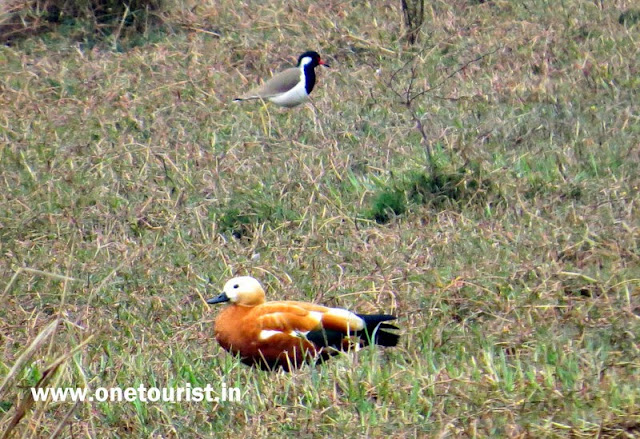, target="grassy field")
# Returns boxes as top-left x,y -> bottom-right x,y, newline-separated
1,0 -> 639,437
